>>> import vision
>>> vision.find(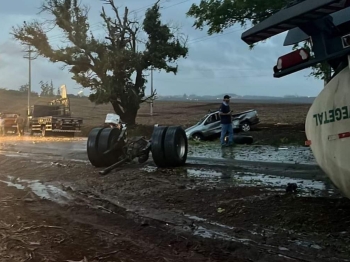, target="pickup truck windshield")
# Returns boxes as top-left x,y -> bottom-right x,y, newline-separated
197,114 -> 209,125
